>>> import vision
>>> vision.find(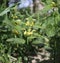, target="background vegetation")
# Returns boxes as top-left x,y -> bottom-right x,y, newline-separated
0,0 -> 60,63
